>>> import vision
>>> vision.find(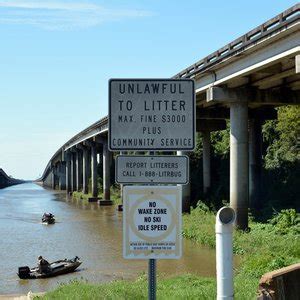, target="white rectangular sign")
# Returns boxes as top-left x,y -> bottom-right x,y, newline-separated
109,79 -> 195,151
123,186 -> 182,259
116,155 -> 189,184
